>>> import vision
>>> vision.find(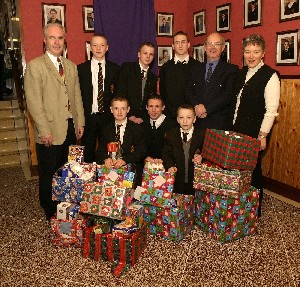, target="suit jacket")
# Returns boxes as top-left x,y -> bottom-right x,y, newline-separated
281,48 -> 294,60
24,54 -> 85,145
116,61 -> 157,118
77,60 -> 120,125
185,60 -> 238,130
163,127 -> 205,193
96,120 -> 147,164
